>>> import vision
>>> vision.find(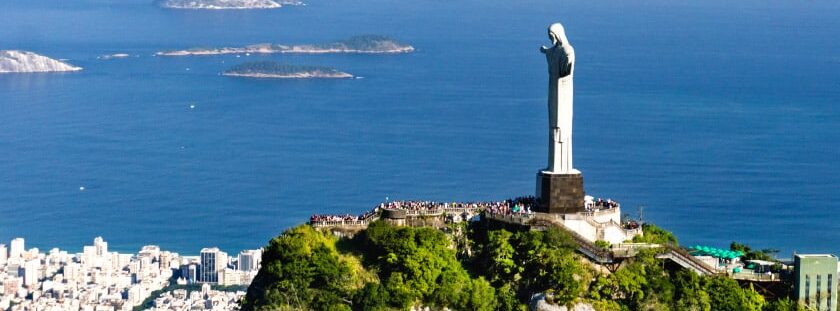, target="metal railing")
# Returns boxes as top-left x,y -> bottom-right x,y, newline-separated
658,245 -> 719,276
404,209 -> 444,216
310,206 -> 485,228
310,217 -> 379,228
731,271 -> 780,282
